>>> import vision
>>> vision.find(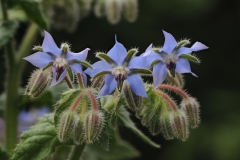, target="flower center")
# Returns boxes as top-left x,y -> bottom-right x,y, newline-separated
54,57 -> 68,81
161,52 -> 178,77
112,66 -> 130,91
